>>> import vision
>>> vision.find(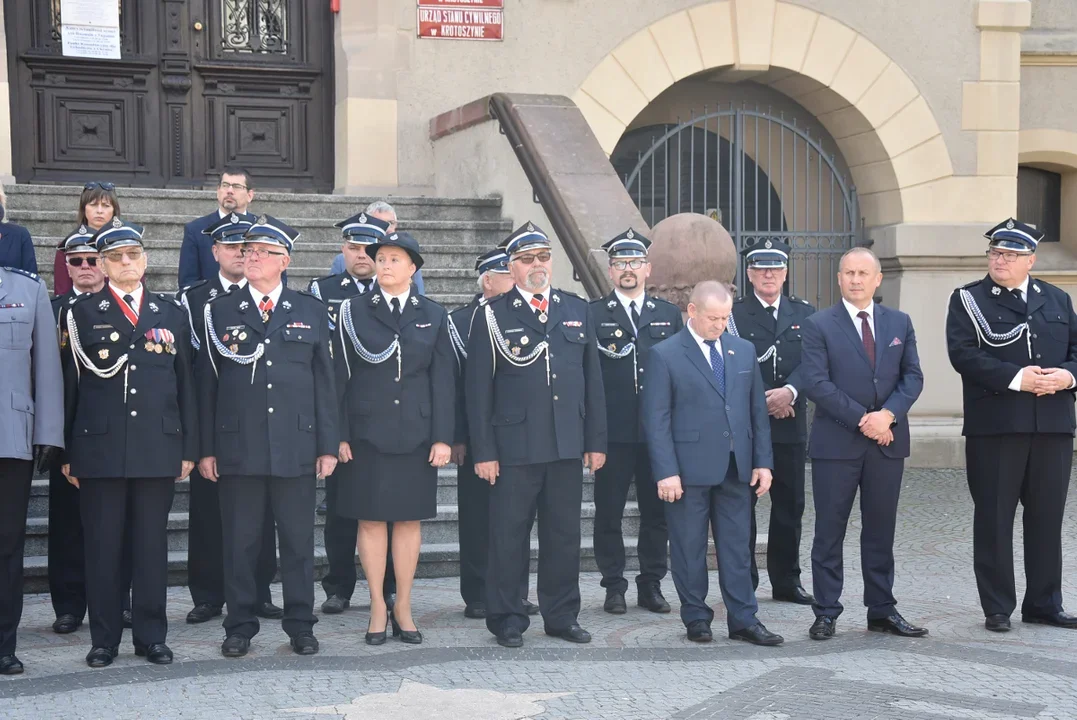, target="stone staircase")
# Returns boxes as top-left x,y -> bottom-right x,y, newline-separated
5,185 -> 509,306
21,467 -> 643,593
